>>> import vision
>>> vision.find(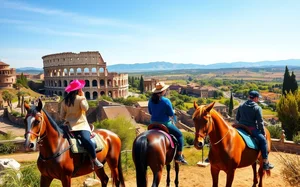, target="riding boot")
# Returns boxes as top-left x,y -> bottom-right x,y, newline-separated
175,152 -> 188,165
